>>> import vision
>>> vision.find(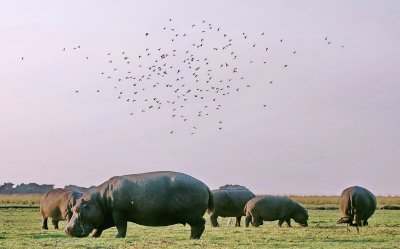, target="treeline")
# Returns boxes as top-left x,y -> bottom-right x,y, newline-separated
0,182 -> 94,194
